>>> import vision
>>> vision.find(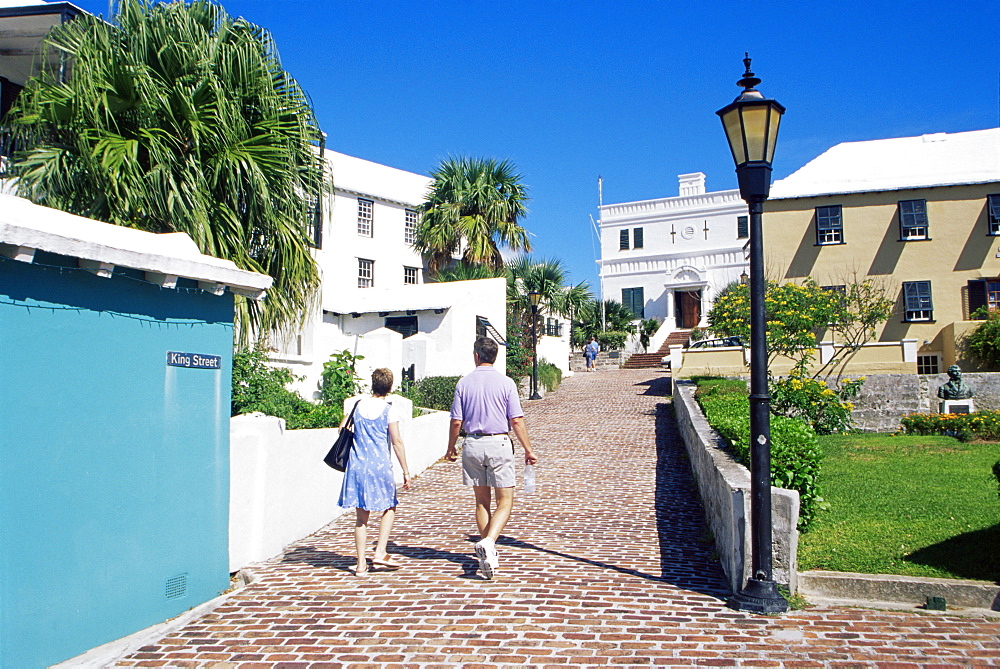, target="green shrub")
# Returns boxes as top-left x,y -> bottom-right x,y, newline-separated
596,330 -> 629,350
232,346 -> 311,418
285,403 -> 342,430
696,380 -> 827,529
770,374 -> 864,435
505,304 -> 532,381
232,346 -> 342,428
320,350 -> 364,408
403,376 -> 461,412
964,313 -> 1000,368
537,360 -> 562,392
